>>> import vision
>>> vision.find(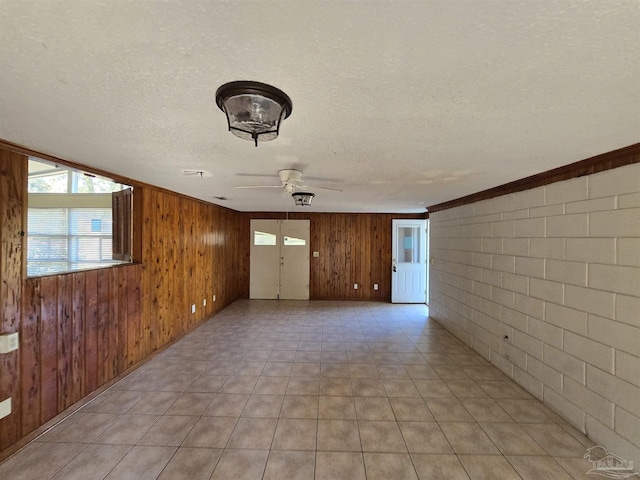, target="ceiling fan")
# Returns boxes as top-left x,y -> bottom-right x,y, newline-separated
234,169 -> 342,194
